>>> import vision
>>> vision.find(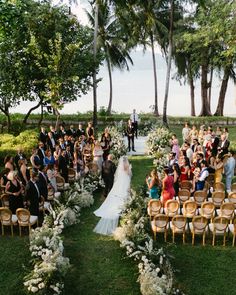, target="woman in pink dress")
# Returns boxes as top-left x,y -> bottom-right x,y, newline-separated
162,167 -> 175,207
170,134 -> 180,159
